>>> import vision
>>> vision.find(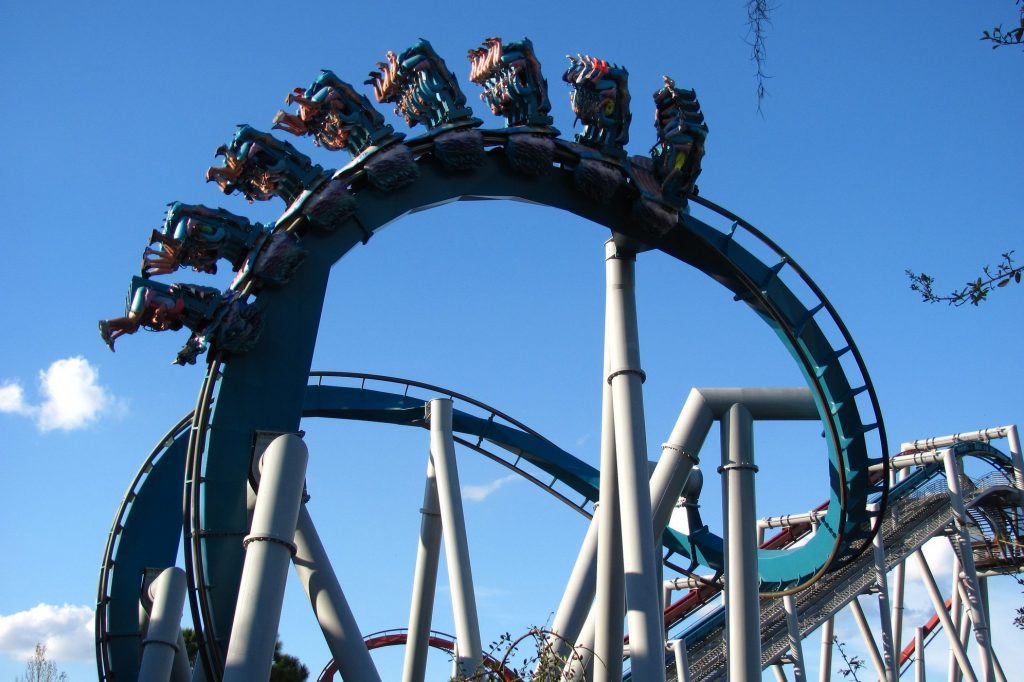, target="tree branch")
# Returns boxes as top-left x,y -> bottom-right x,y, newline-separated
907,251 -> 1023,306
